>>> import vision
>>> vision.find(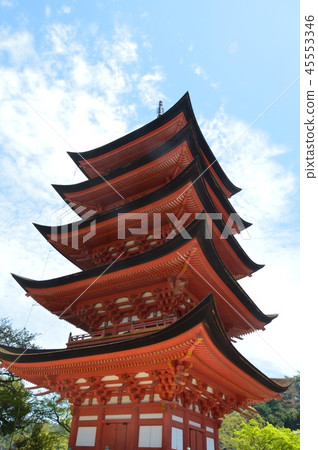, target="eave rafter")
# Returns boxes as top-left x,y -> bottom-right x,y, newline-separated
13,220 -> 273,337
75,112 -> 187,178
0,296 -> 287,419
35,161 -> 259,280
30,365 -> 251,421
54,124 -> 245,230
